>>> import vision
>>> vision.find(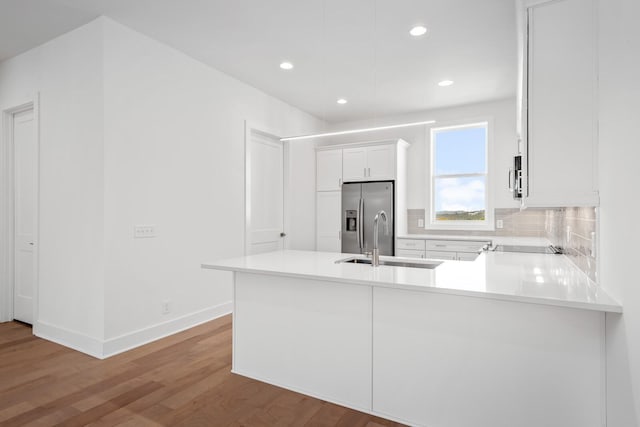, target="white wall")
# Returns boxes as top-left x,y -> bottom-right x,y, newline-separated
317,98 -> 519,211
101,19 -> 322,346
598,0 -> 640,424
0,17 -> 322,356
0,21 -> 106,346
